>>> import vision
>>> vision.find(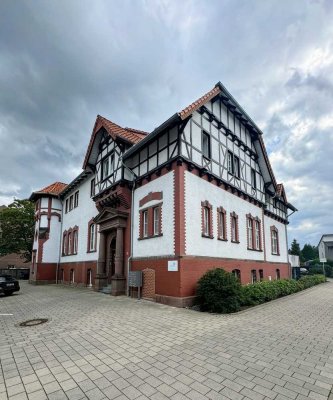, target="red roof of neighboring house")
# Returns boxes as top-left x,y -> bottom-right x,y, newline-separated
83,115 -> 147,169
30,182 -> 68,201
